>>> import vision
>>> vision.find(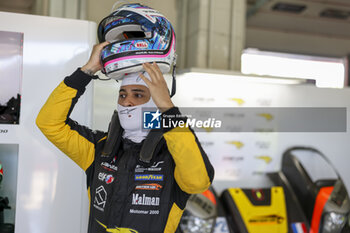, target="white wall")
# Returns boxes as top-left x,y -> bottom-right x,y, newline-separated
0,11 -> 96,233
